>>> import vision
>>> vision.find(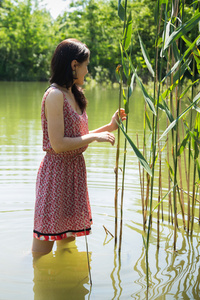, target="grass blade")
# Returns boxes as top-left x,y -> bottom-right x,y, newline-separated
122,12 -> 132,51
118,0 -> 125,21
152,185 -> 177,212
162,35 -> 200,82
164,13 -> 200,50
161,97 -> 174,124
177,132 -> 190,156
138,34 -> 155,77
128,72 -> 136,97
135,72 -> 156,115
159,91 -> 200,141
